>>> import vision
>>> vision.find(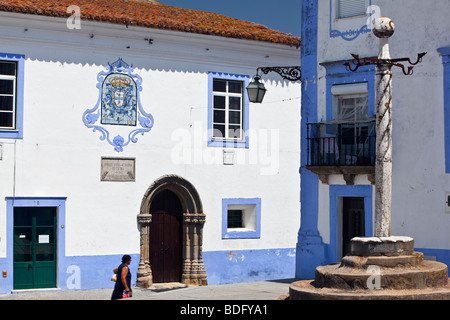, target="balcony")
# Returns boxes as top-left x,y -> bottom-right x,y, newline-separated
306,121 -> 376,184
